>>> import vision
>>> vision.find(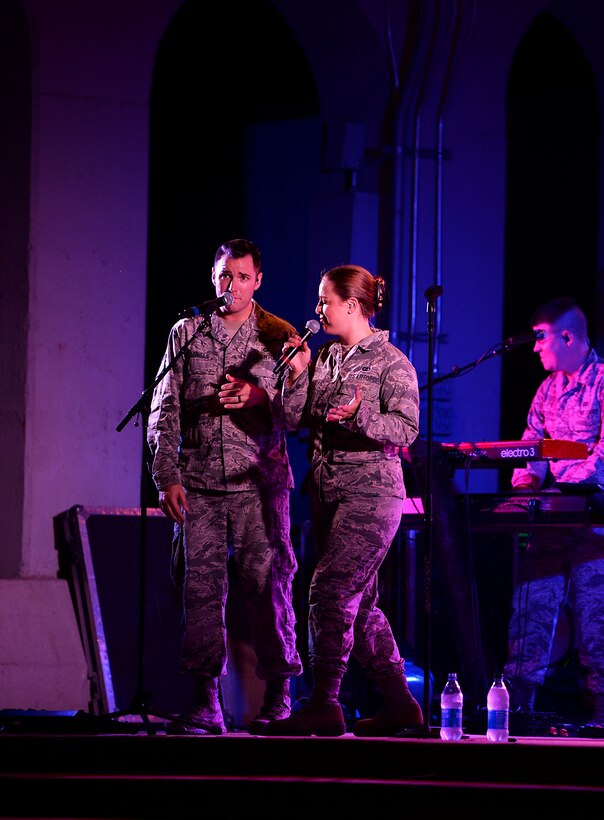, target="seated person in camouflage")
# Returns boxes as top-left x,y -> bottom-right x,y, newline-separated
506,297 -> 604,726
